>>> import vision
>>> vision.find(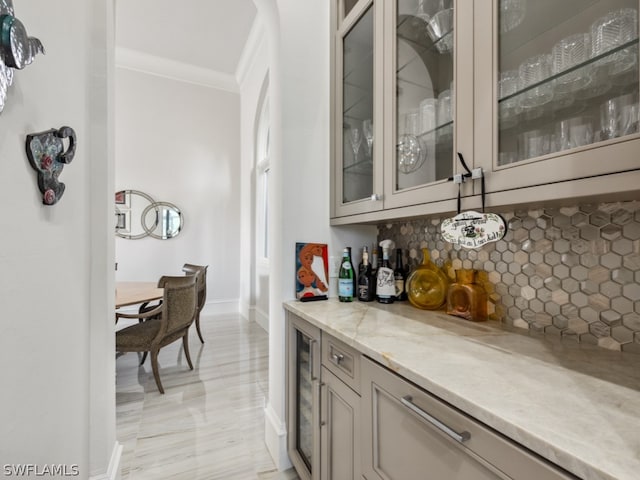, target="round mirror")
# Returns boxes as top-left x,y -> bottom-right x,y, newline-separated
115,190 -> 157,239
142,202 -> 183,240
